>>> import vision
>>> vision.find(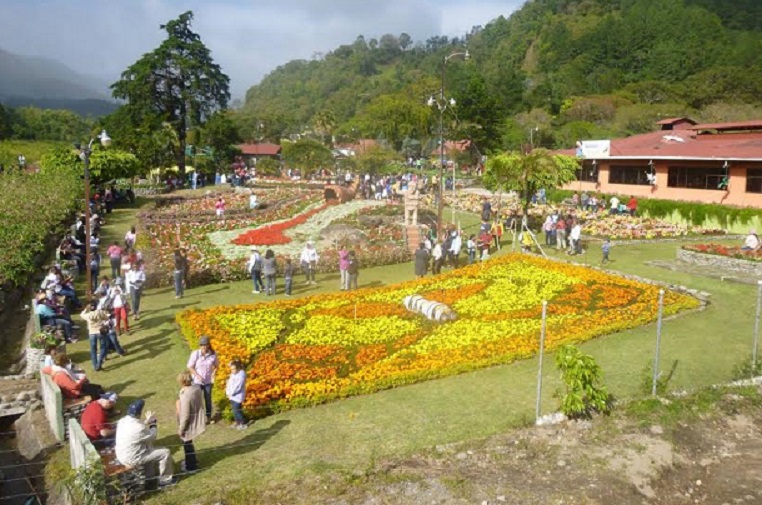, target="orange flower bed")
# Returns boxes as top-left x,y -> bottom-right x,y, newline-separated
176,254 -> 700,417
